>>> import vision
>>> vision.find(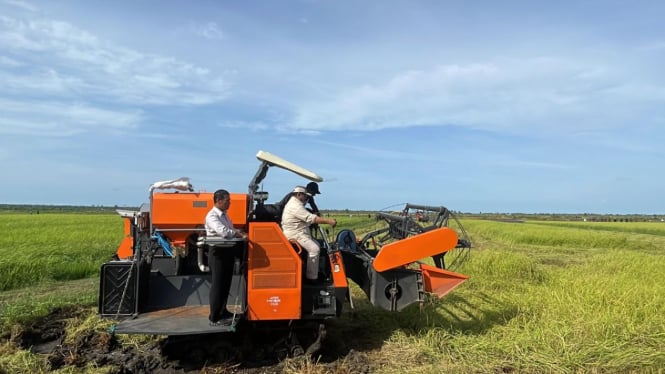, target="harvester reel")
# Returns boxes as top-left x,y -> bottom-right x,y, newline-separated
367,203 -> 472,272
